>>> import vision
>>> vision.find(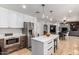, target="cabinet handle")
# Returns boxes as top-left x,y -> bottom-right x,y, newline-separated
48,47 -> 52,51
48,41 -> 52,44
